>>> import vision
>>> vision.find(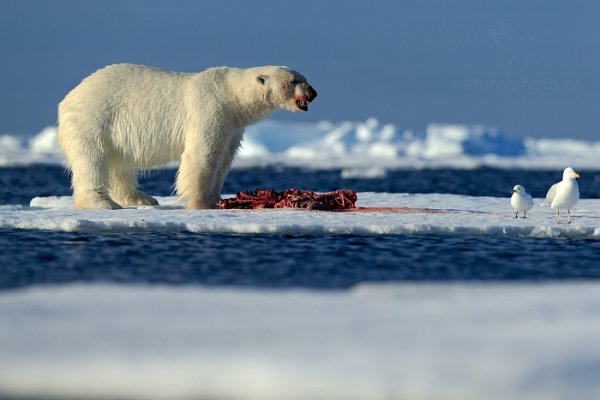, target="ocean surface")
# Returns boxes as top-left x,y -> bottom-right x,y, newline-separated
2,165 -> 600,291
5,164 -> 600,205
